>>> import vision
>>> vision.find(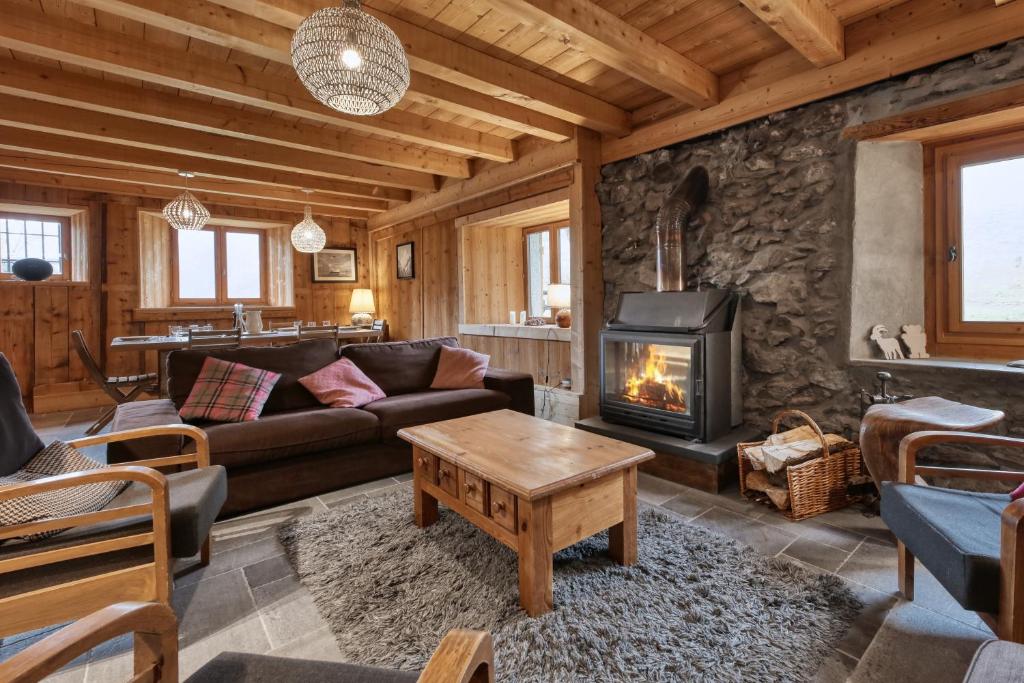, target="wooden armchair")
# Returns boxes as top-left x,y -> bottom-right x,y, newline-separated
0,601 -> 495,683
0,424 -> 226,638
881,431 -> 1024,642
